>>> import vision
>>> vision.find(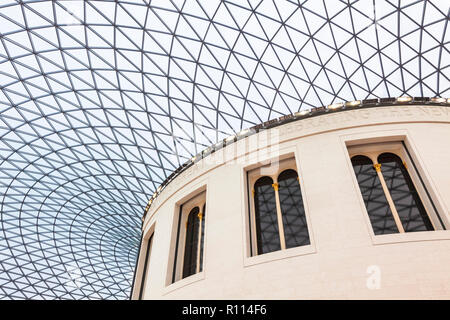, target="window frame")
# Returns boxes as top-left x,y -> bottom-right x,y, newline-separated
348,141 -> 445,235
139,232 -> 154,299
171,190 -> 207,284
131,223 -> 156,300
247,157 -> 312,257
